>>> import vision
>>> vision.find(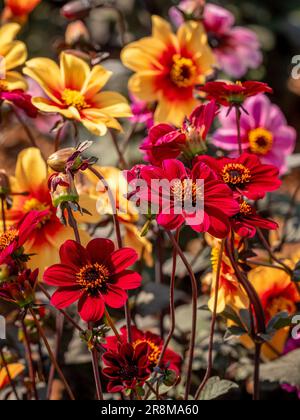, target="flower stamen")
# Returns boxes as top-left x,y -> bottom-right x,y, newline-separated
61,89 -> 88,110
76,263 -> 110,295
249,127 -> 273,155
222,163 -> 251,187
170,54 -> 197,88
0,229 -> 18,251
